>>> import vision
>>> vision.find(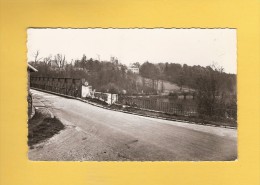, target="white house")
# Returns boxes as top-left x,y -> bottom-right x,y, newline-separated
128,64 -> 140,74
